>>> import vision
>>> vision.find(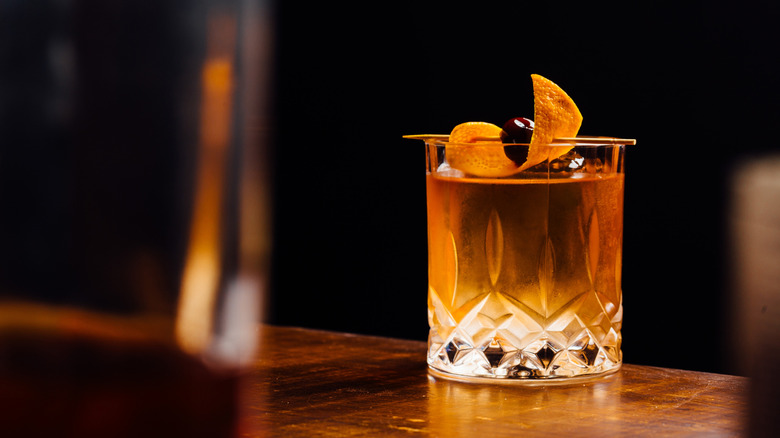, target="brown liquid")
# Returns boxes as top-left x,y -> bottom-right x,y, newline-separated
426,172 -> 624,378
0,307 -> 240,438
